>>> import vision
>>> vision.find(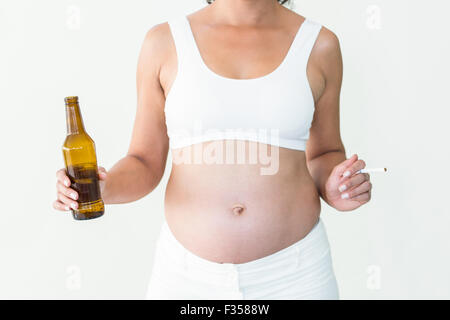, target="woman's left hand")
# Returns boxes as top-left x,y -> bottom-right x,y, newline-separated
324,154 -> 372,211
